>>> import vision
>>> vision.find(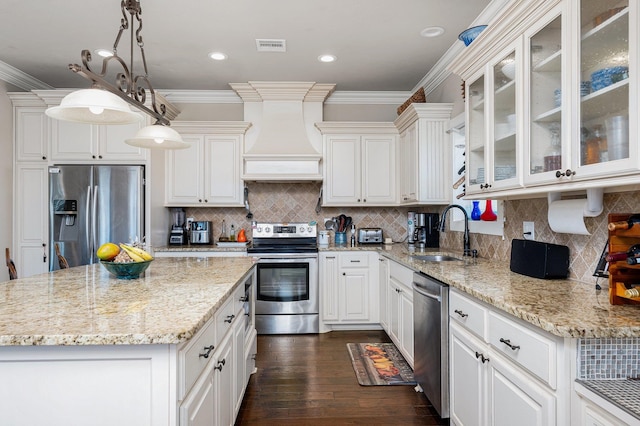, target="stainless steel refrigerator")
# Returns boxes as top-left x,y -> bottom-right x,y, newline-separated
49,165 -> 145,270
